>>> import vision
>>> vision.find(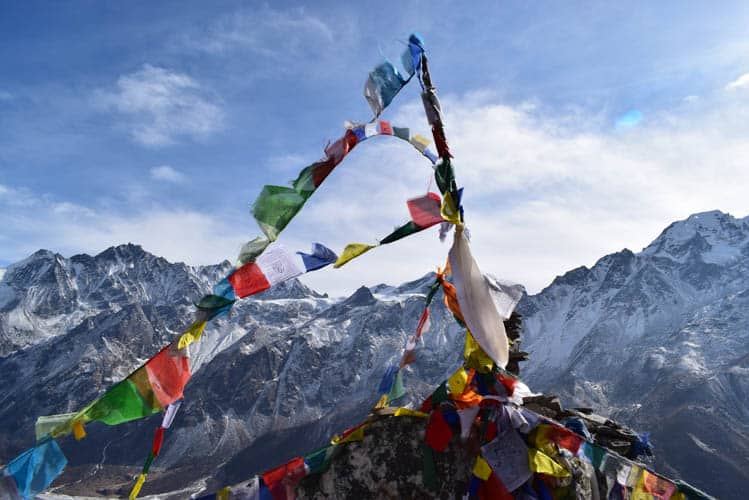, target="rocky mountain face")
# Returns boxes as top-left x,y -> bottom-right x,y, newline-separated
518,210 -> 749,498
1,210 -> 746,498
